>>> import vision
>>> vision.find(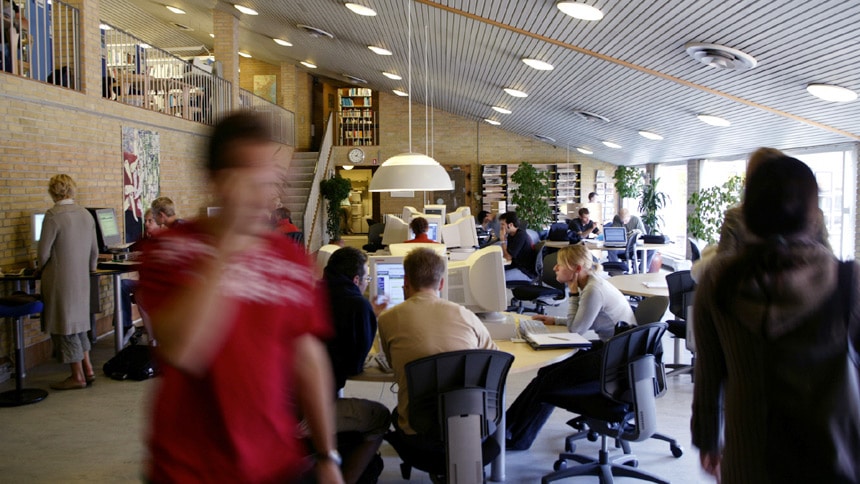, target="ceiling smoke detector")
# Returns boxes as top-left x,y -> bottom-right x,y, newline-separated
685,42 -> 757,70
573,110 -> 610,123
297,24 -> 335,39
